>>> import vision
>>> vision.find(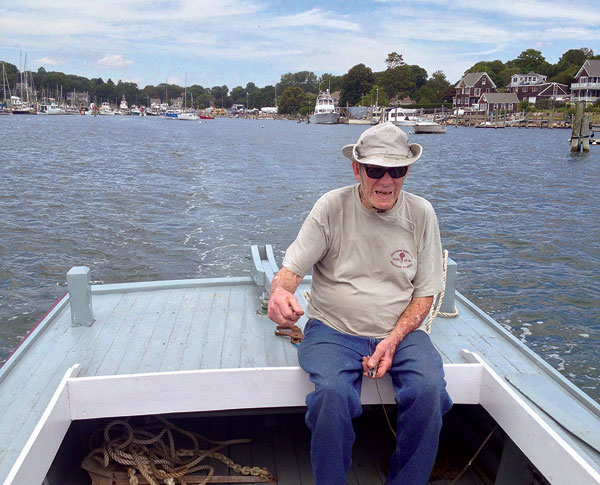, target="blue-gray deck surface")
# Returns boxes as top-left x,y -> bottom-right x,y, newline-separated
0,274 -> 599,482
